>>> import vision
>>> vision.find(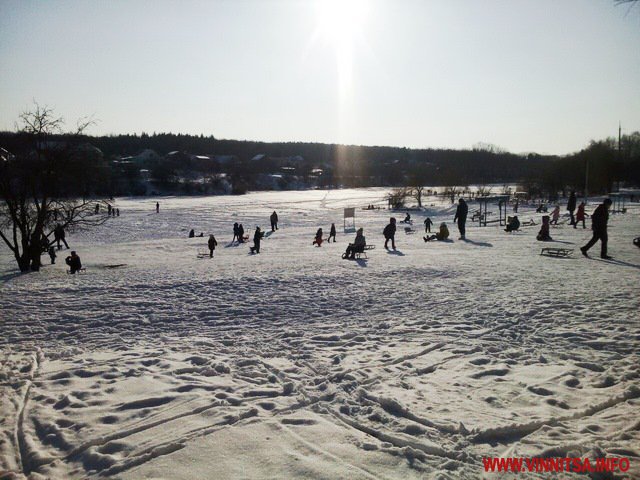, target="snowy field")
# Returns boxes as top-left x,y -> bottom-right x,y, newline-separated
1,188 -> 639,479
